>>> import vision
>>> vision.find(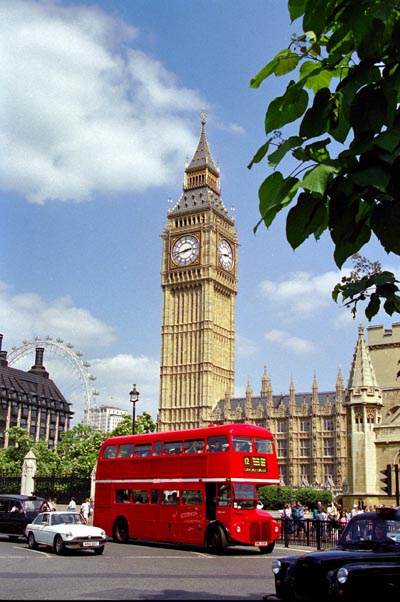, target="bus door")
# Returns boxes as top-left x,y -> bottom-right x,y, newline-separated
205,483 -> 217,520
